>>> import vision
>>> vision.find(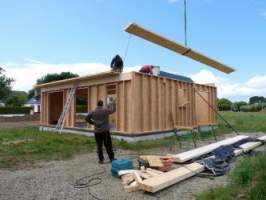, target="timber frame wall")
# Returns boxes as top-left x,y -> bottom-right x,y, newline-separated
38,71 -> 217,135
